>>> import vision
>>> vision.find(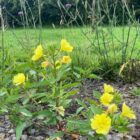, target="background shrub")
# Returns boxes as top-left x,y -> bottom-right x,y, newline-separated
1,0 -> 140,27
